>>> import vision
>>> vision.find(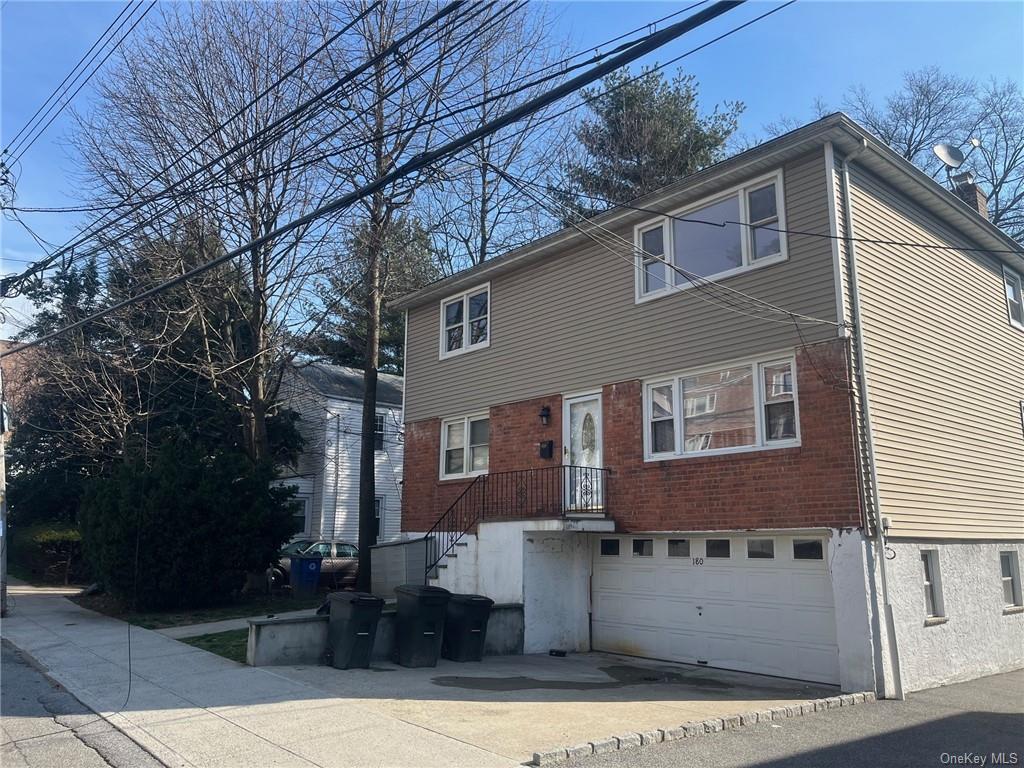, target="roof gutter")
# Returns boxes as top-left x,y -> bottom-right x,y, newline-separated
839,140 -> 905,701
